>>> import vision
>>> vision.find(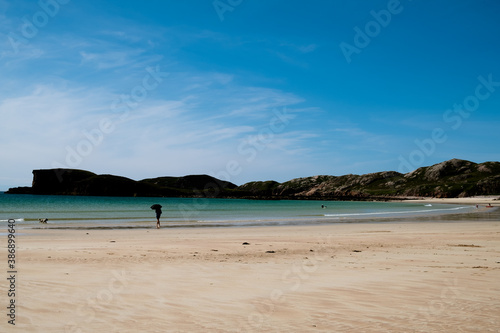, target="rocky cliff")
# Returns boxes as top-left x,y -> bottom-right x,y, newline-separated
237,159 -> 500,199
6,169 -> 237,197
6,159 -> 500,199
